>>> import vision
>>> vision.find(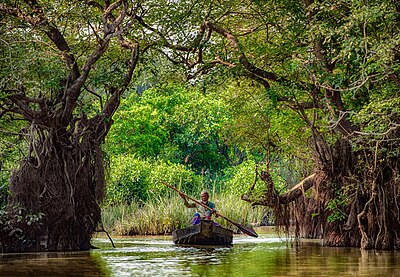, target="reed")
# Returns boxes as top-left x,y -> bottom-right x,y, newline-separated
101,192 -> 265,236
